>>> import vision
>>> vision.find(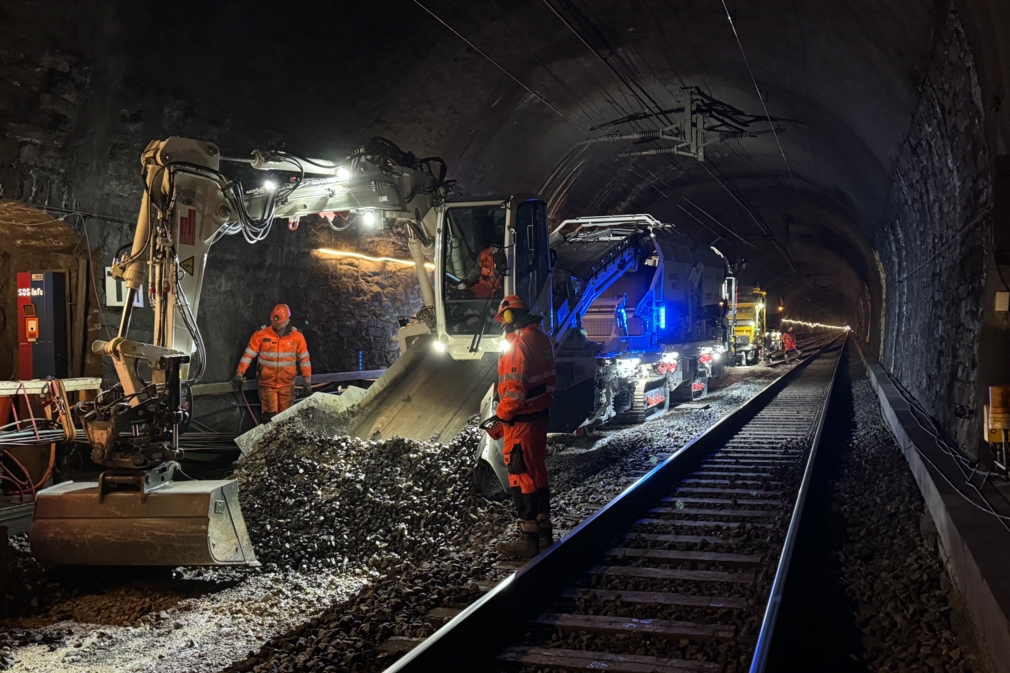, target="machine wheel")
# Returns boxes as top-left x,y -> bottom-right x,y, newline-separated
472,460 -> 508,501
745,350 -> 758,366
